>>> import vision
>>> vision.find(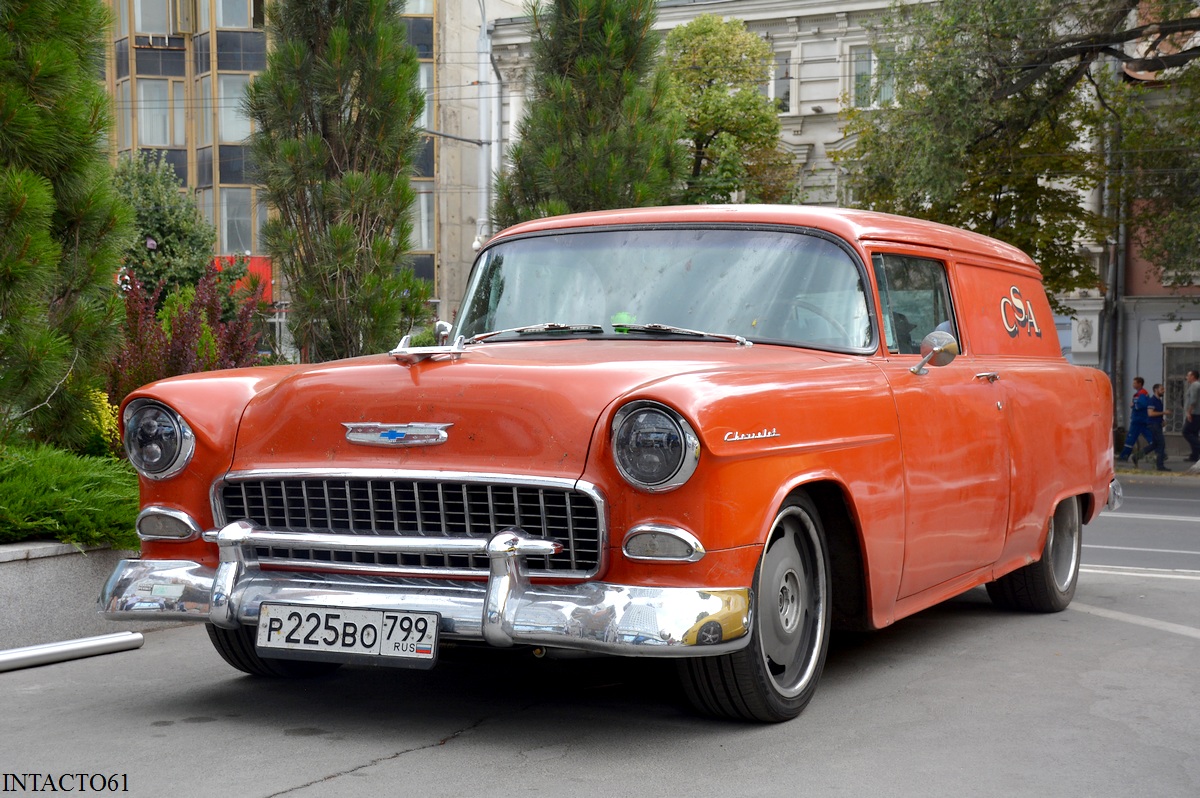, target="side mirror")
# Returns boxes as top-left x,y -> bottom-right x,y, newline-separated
435,320 -> 452,346
910,330 -> 959,375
